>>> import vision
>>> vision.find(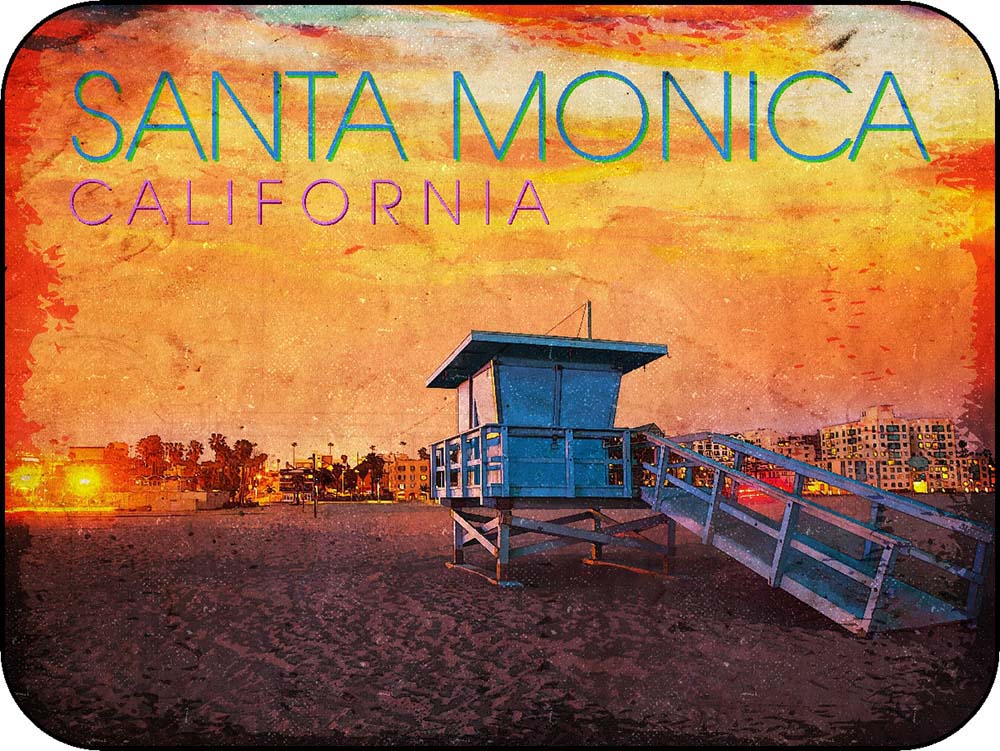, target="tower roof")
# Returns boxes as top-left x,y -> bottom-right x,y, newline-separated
426,330 -> 667,389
